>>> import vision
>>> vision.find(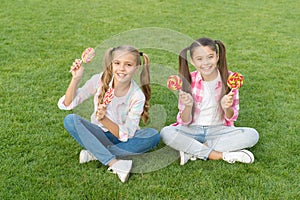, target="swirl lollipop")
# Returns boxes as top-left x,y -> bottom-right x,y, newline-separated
227,72 -> 244,91
103,87 -> 114,105
167,75 -> 182,91
69,47 -> 96,72
96,88 -> 114,121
